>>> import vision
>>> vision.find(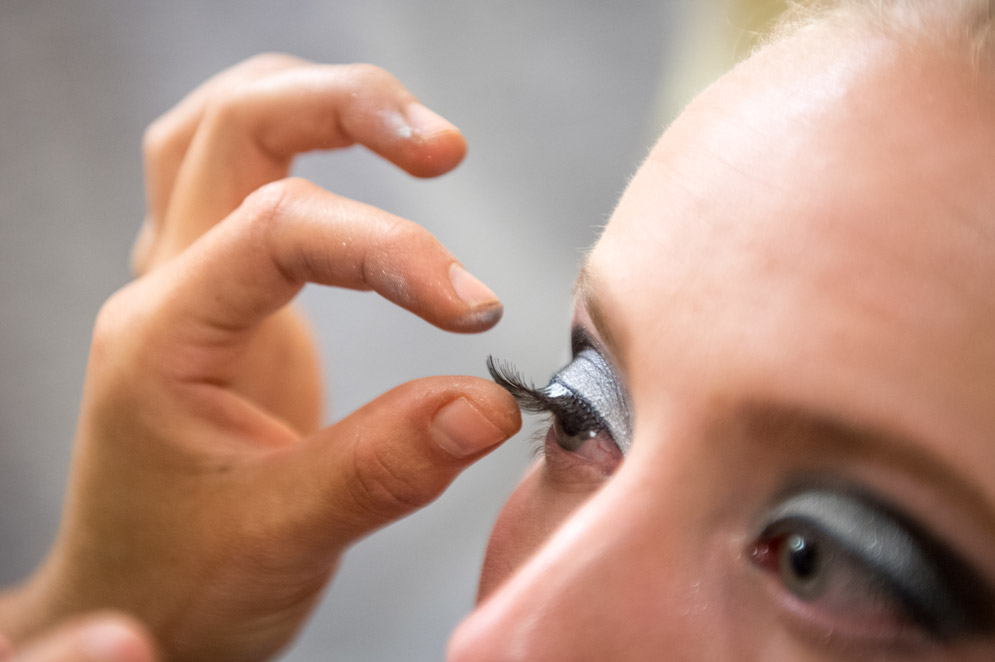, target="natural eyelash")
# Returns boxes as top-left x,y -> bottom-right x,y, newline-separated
486,356 -> 603,437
